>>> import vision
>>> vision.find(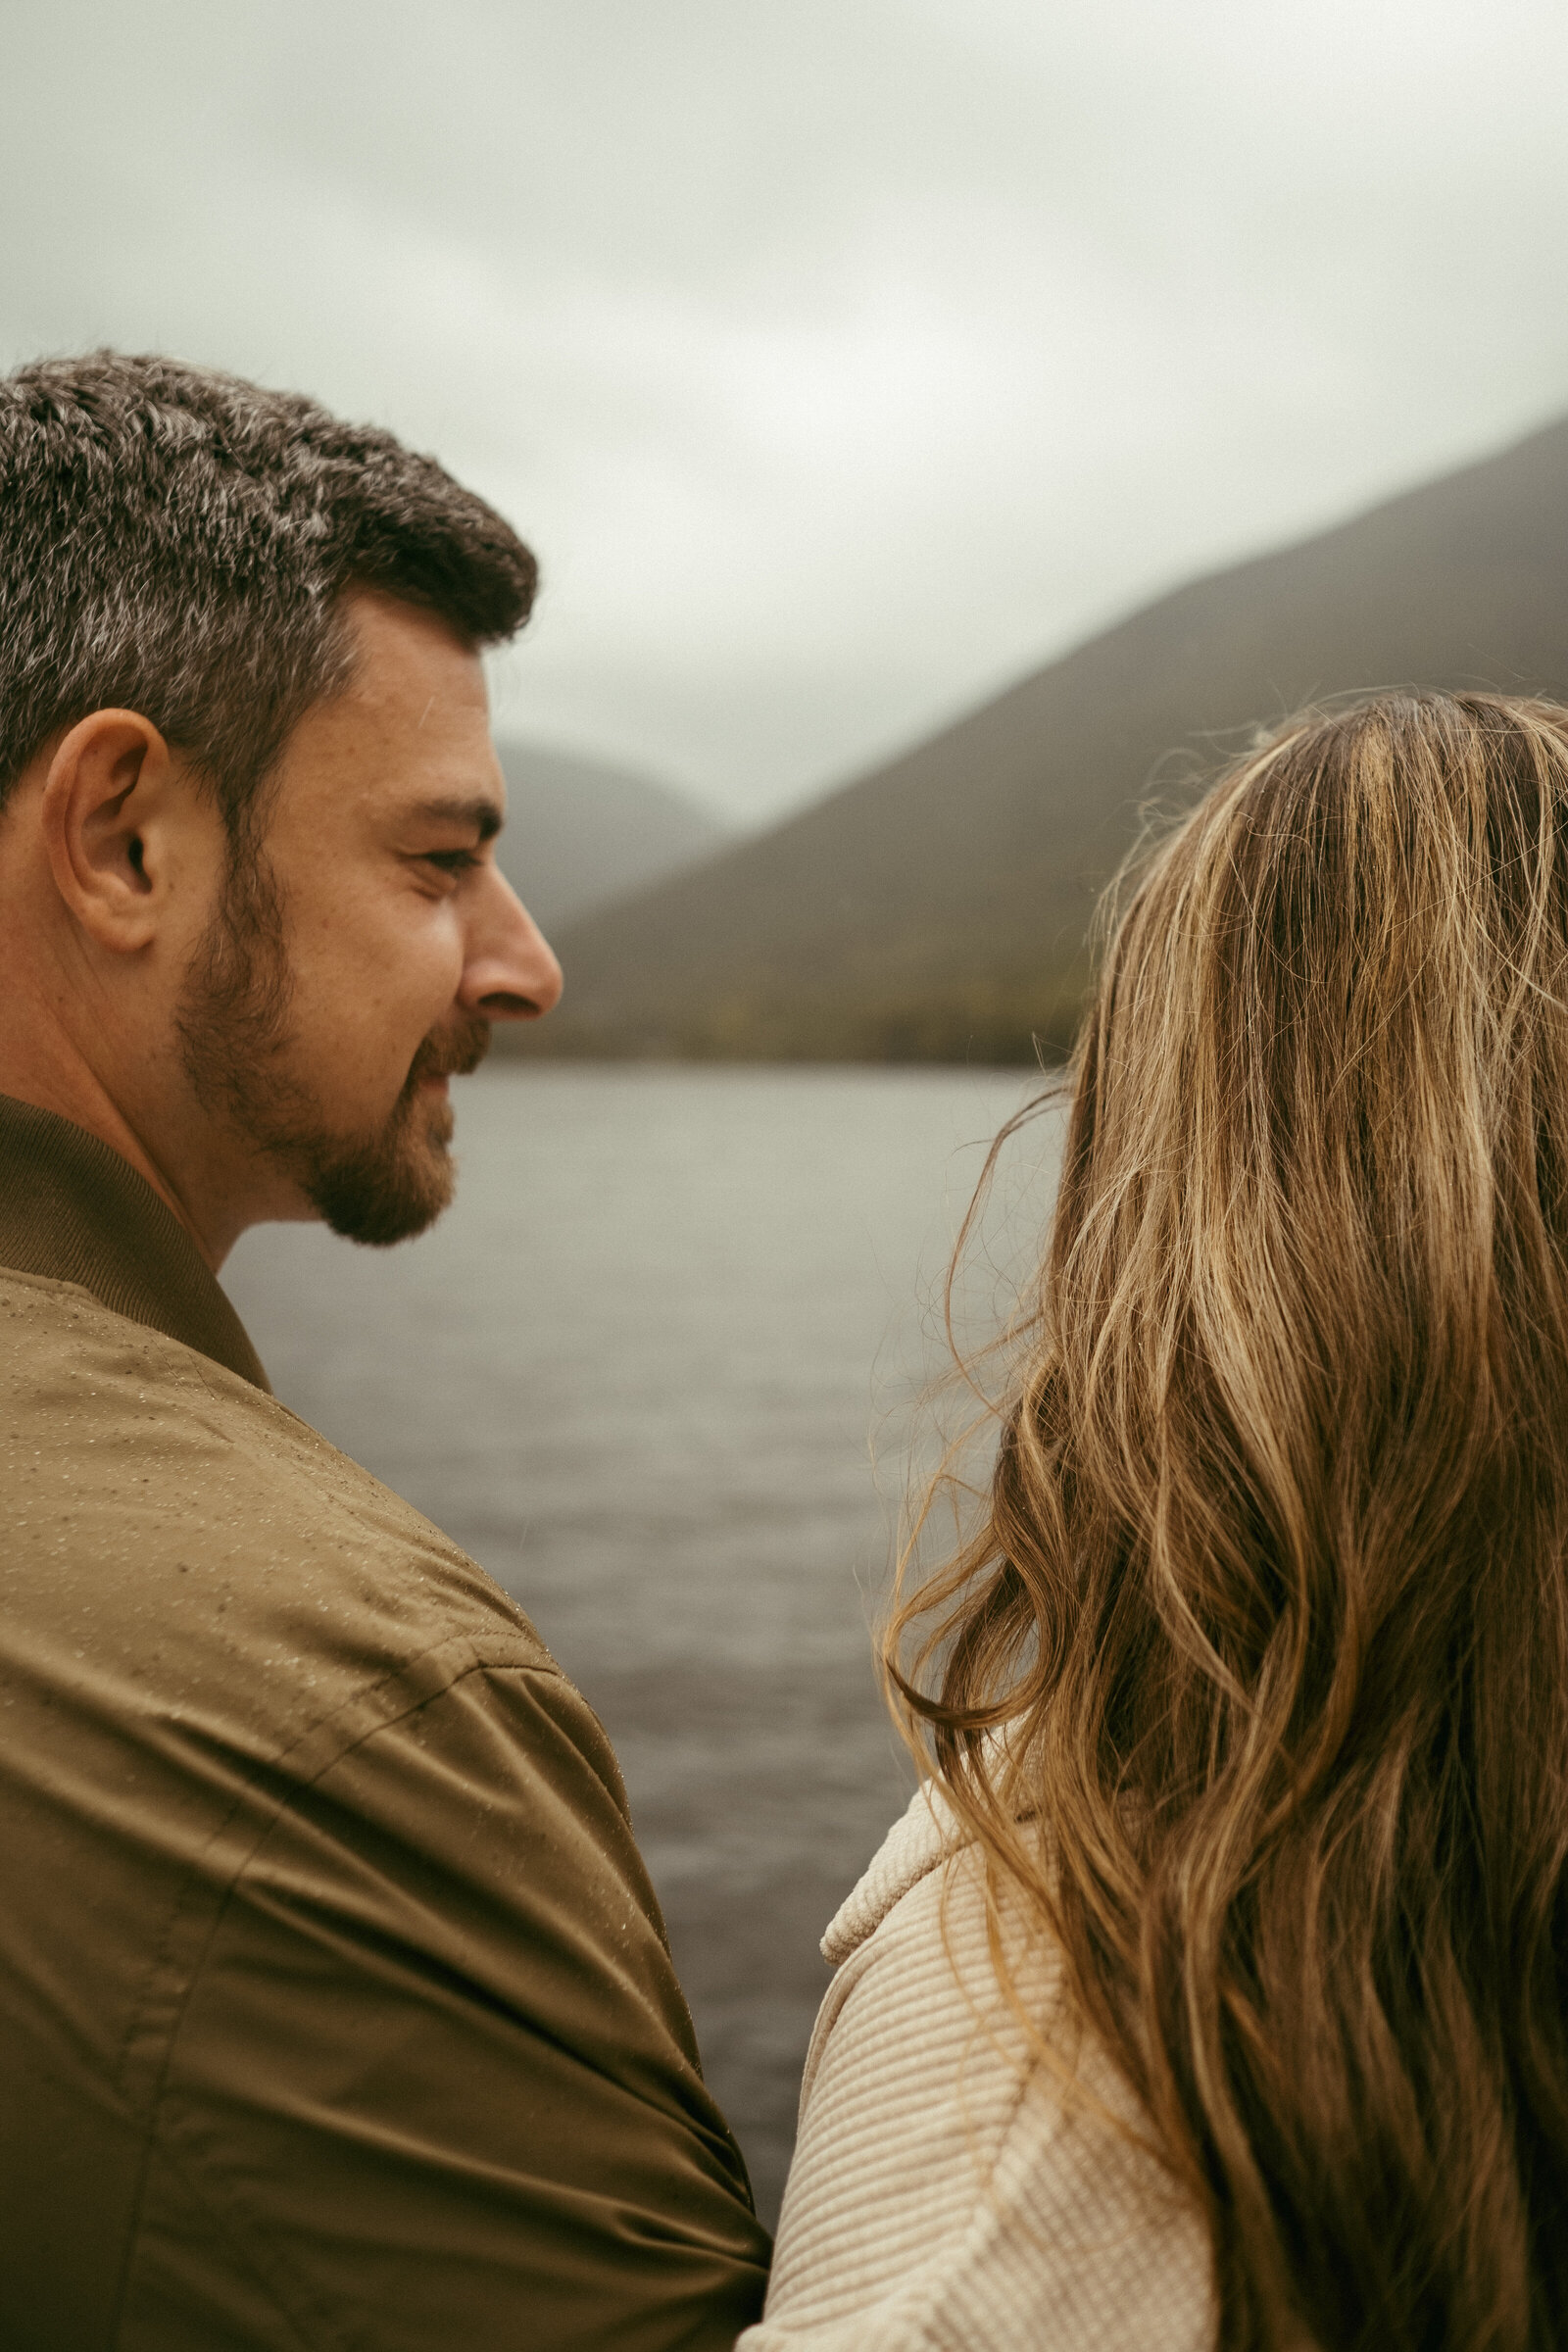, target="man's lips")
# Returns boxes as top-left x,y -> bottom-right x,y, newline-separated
406,1018 -> 492,1098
